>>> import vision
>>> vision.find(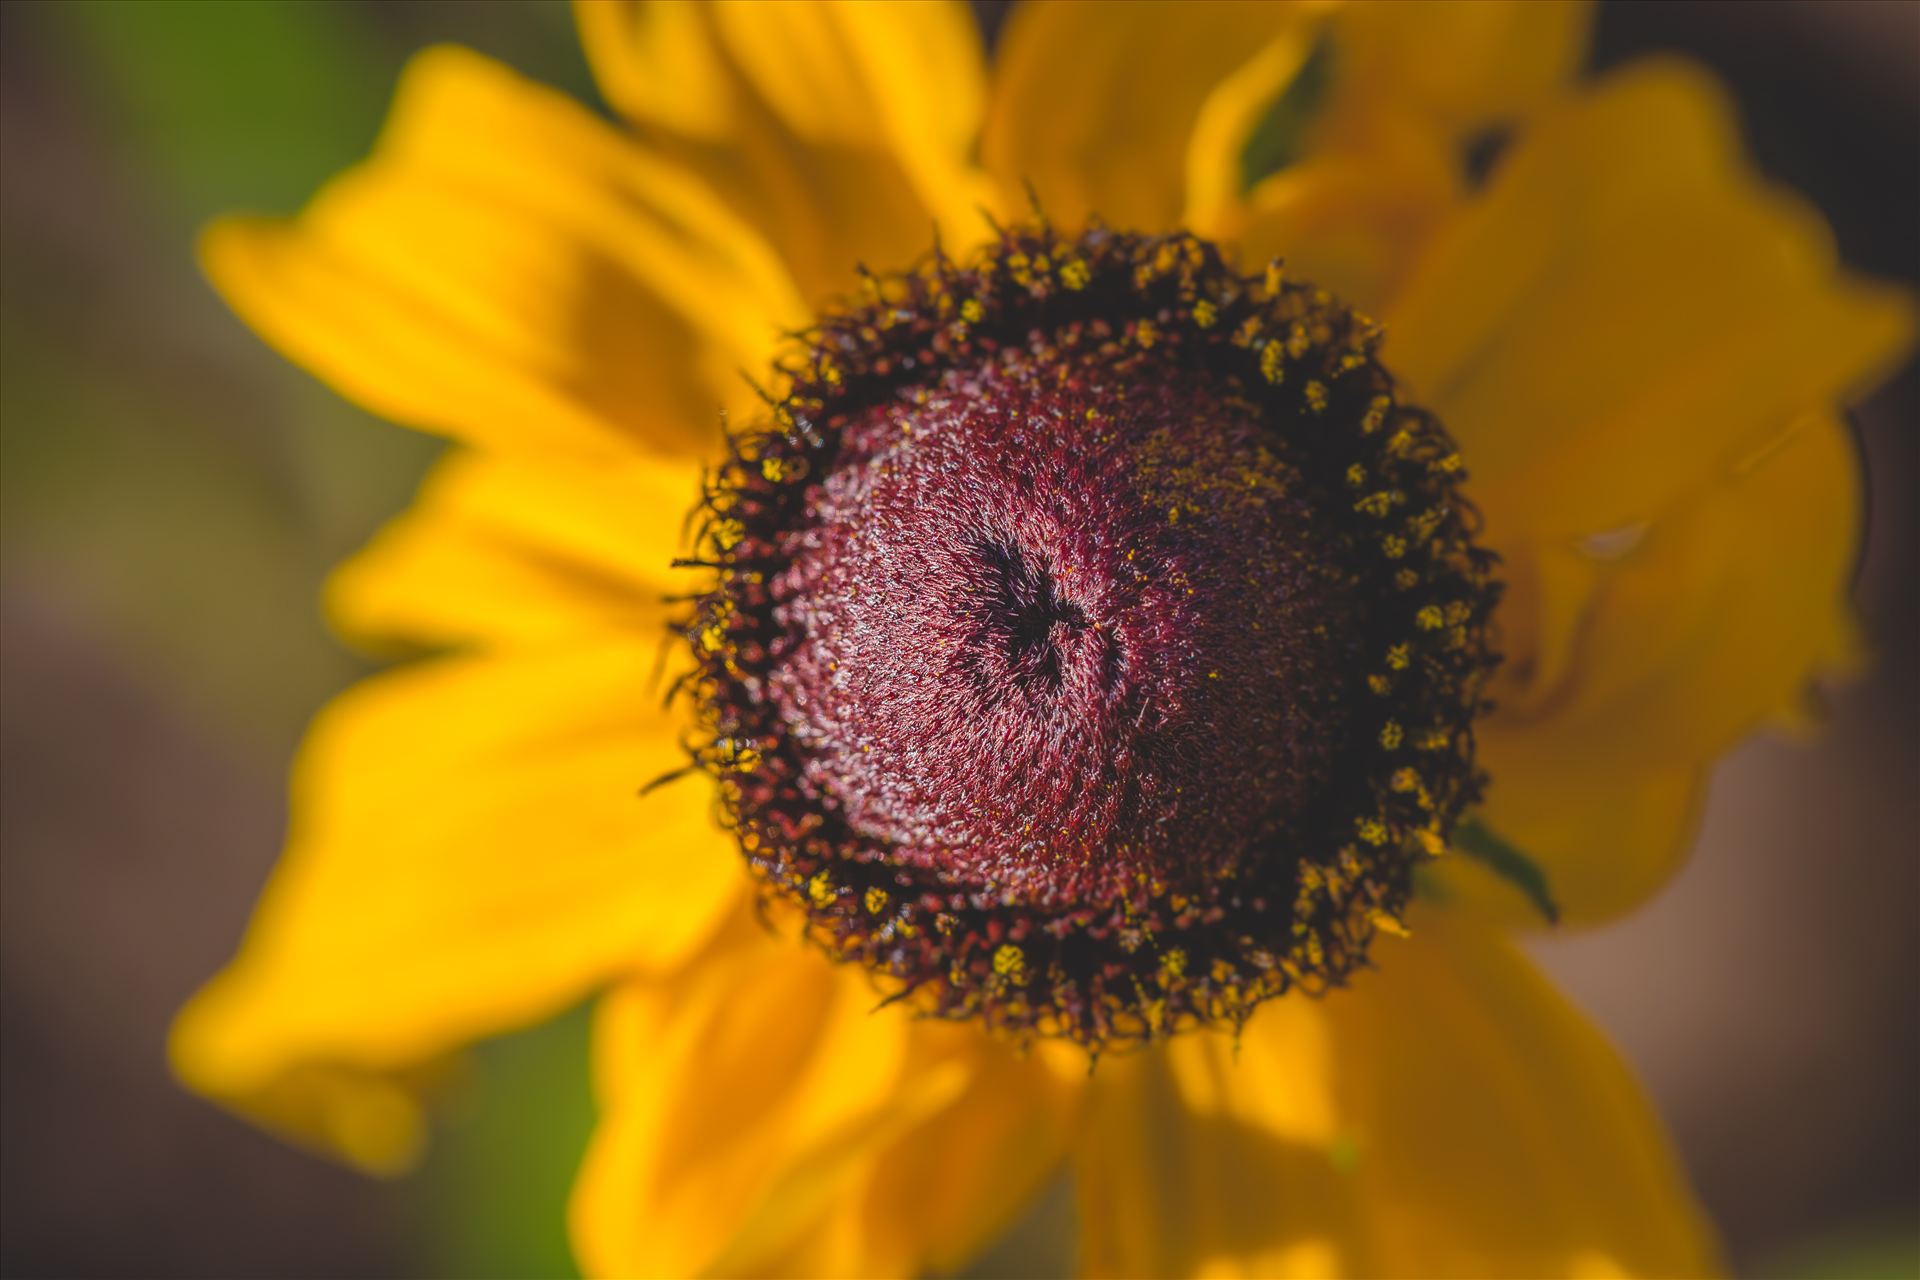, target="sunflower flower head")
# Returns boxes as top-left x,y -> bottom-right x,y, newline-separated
685,220 -> 1498,1048
168,1 -> 1918,1275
